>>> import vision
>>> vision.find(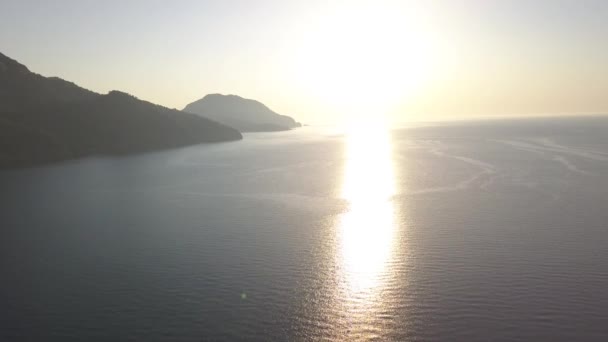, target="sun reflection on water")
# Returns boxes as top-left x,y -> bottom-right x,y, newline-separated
338,123 -> 397,296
